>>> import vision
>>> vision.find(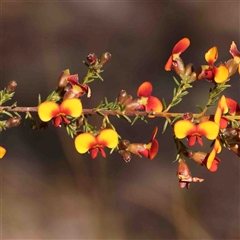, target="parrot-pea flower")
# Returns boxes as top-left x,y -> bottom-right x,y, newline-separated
38,98 -> 82,127
190,138 -> 221,172
74,129 -> 118,159
0,146 -> 6,159
165,38 -> 190,71
198,46 -> 229,83
214,95 -> 240,129
126,126 -> 159,160
66,74 -> 91,98
174,120 -> 219,146
136,82 -> 163,114
229,41 -> 240,74
177,159 -> 204,189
